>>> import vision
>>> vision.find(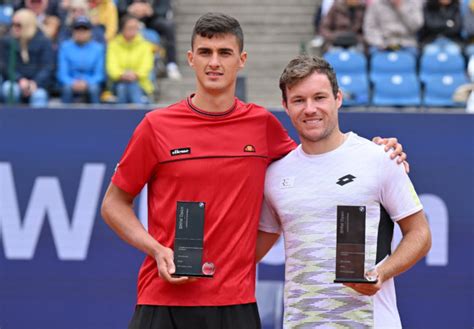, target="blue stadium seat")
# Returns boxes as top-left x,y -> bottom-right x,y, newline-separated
339,74 -> 369,106
420,52 -> 466,83
423,74 -> 469,107
324,49 -> 369,106
324,49 -> 367,75
370,50 -> 417,83
0,5 -> 13,25
372,74 -> 421,106
422,37 -> 462,55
